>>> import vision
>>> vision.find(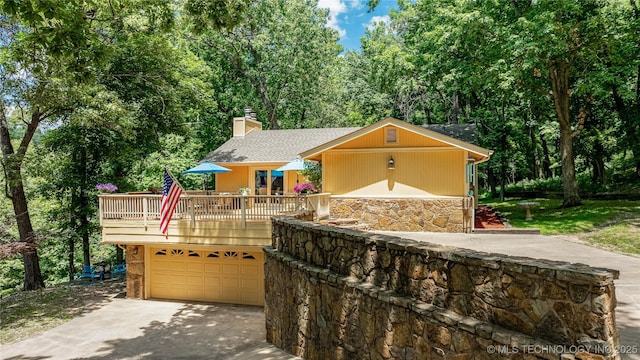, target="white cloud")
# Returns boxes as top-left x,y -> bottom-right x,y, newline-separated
318,0 -> 348,38
348,0 -> 364,9
365,15 -> 390,30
